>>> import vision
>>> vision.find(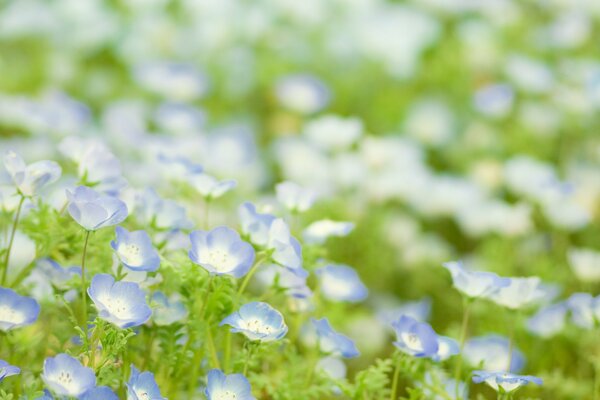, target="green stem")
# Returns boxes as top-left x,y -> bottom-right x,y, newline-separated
206,328 -> 221,369
594,361 -> 600,400
223,330 -> 232,373
81,231 -> 91,337
454,299 -> 471,400
1,195 -> 24,285
237,254 -> 268,296
243,343 -> 257,376
390,356 -> 402,400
